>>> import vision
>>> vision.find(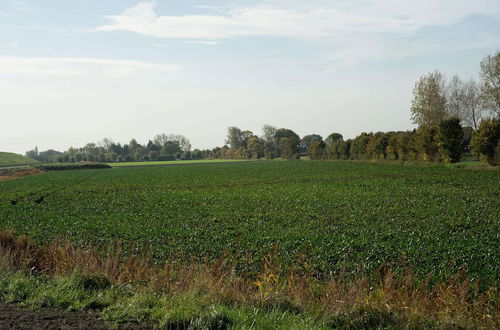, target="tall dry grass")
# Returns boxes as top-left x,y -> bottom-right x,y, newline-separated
0,229 -> 497,328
